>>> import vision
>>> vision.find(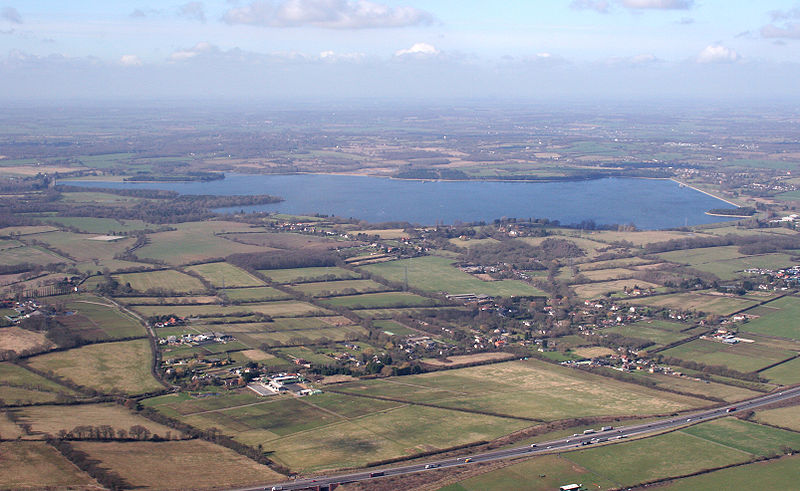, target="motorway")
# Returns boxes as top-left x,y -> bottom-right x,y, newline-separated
239,385 -> 800,491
